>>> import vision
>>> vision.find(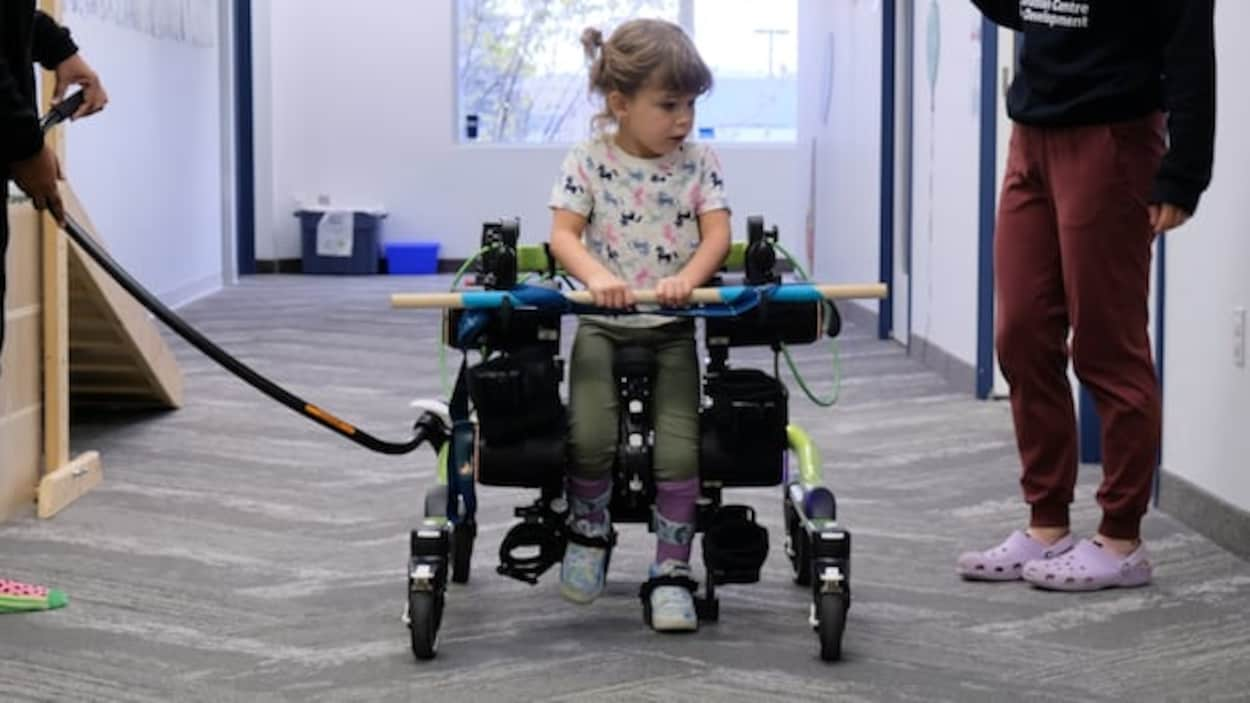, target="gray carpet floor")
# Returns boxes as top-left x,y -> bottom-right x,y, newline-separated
2,274 -> 1248,702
